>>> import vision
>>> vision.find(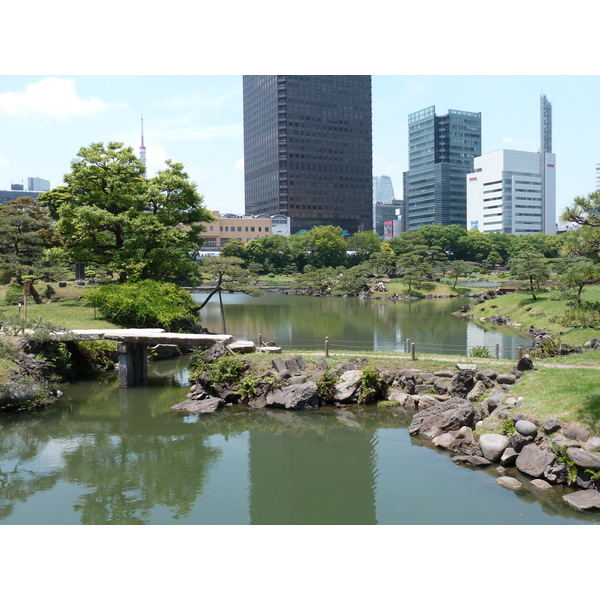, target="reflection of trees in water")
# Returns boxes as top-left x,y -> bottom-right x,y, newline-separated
65,431 -> 222,524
